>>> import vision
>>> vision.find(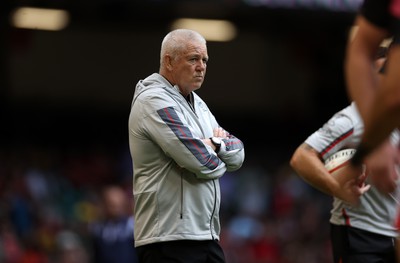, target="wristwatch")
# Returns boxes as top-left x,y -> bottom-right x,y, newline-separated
210,137 -> 222,153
